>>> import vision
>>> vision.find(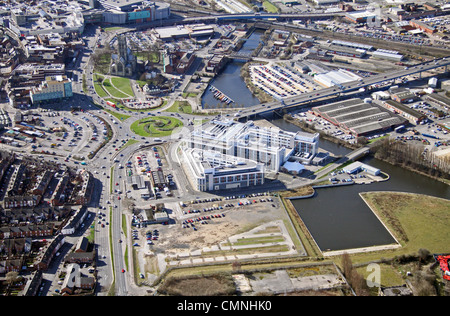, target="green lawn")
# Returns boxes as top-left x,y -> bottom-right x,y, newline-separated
102,78 -> 131,99
134,51 -> 160,63
130,116 -> 183,137
164,101 -> 192,114
93,74 -> 109,98
110,77 -> 134,97
263,0 -> 278,13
